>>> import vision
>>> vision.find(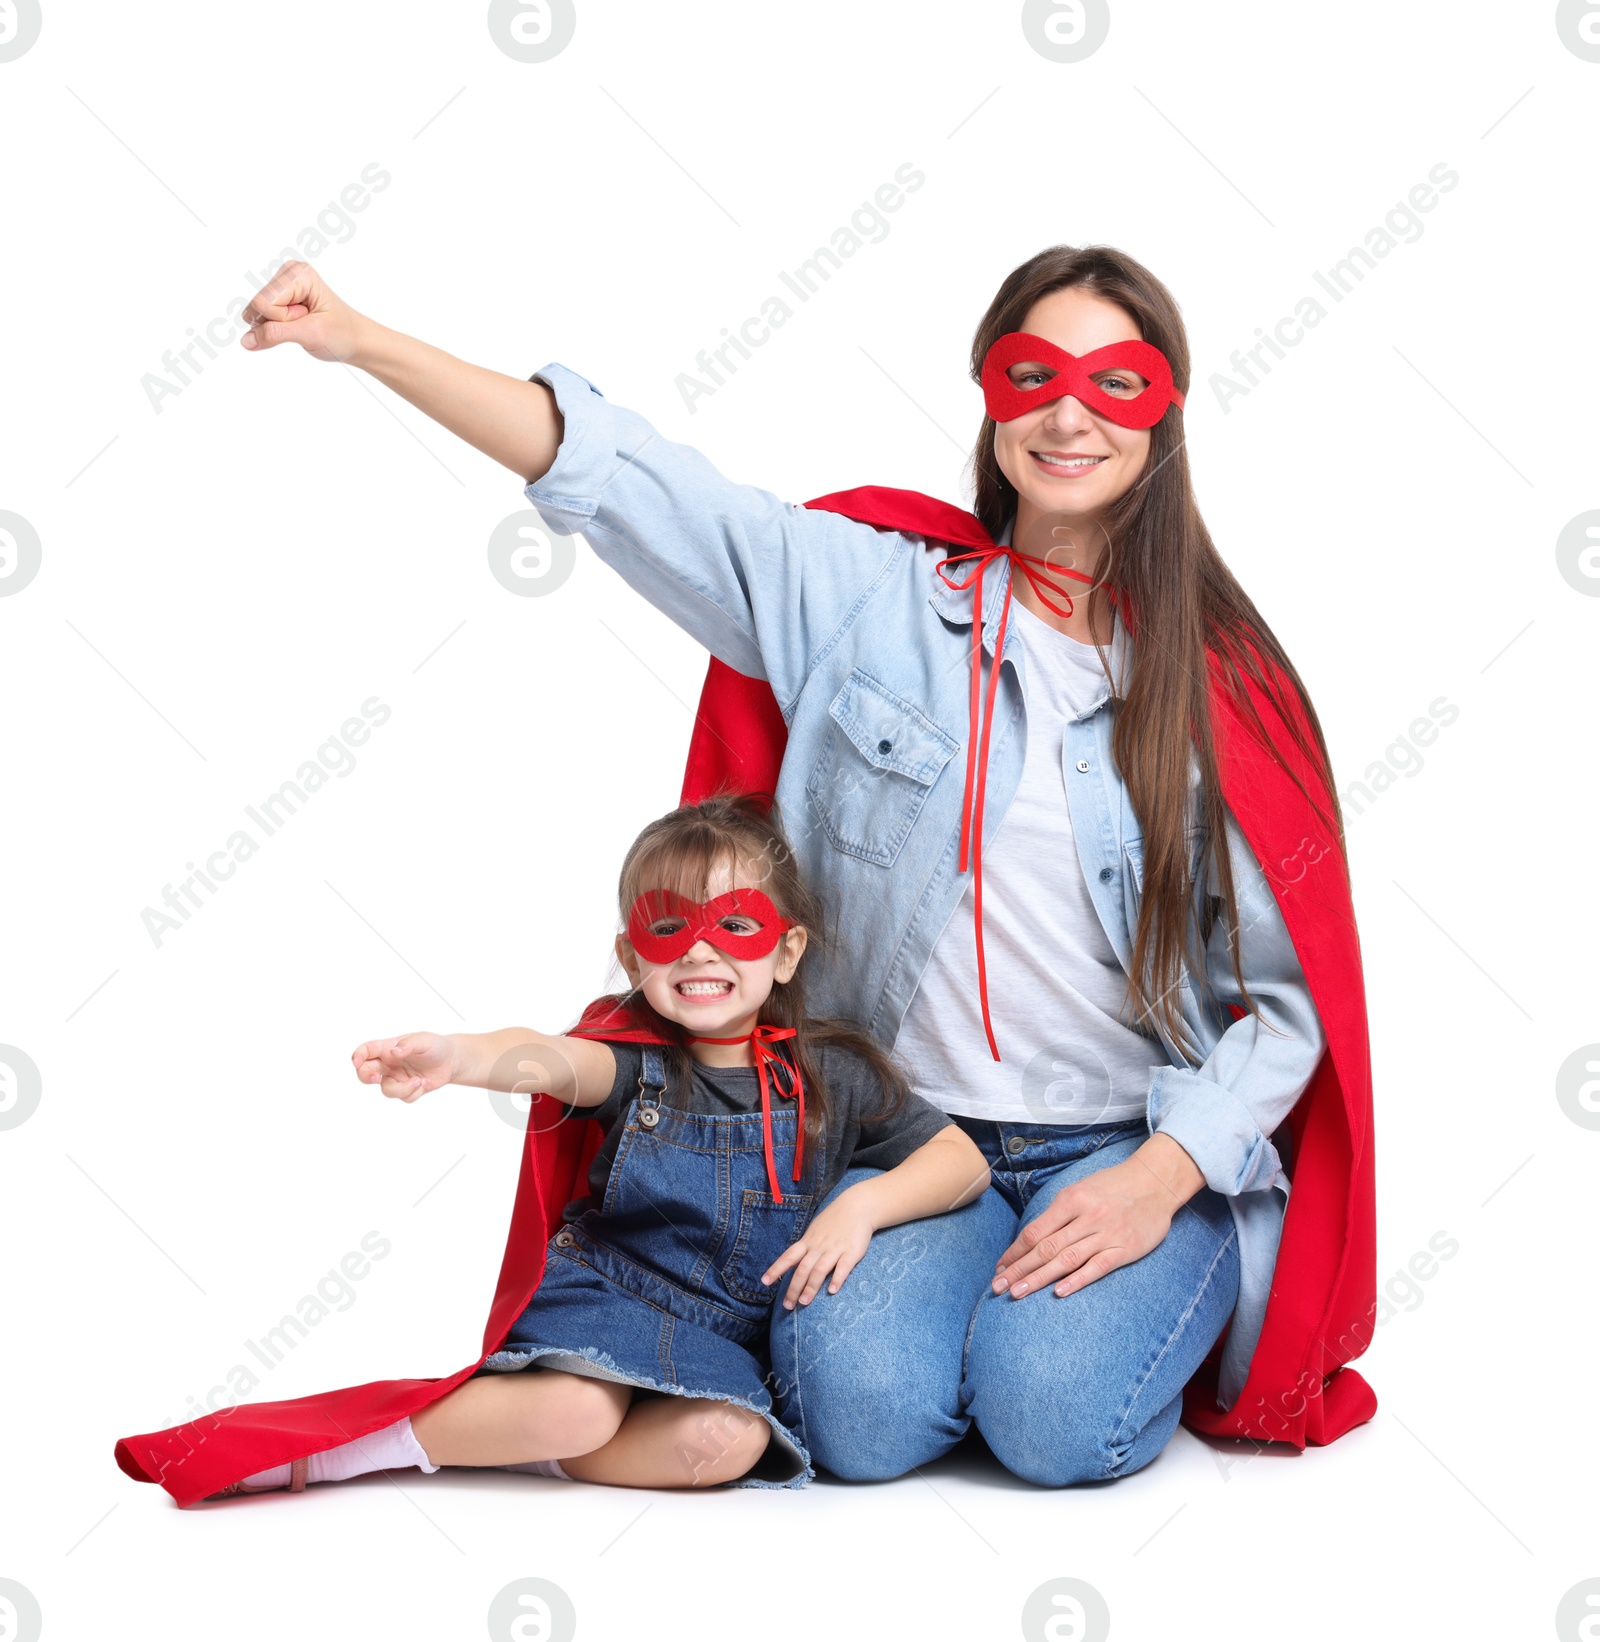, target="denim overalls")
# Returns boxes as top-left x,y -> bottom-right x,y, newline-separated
482,1049 -> 818,1487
